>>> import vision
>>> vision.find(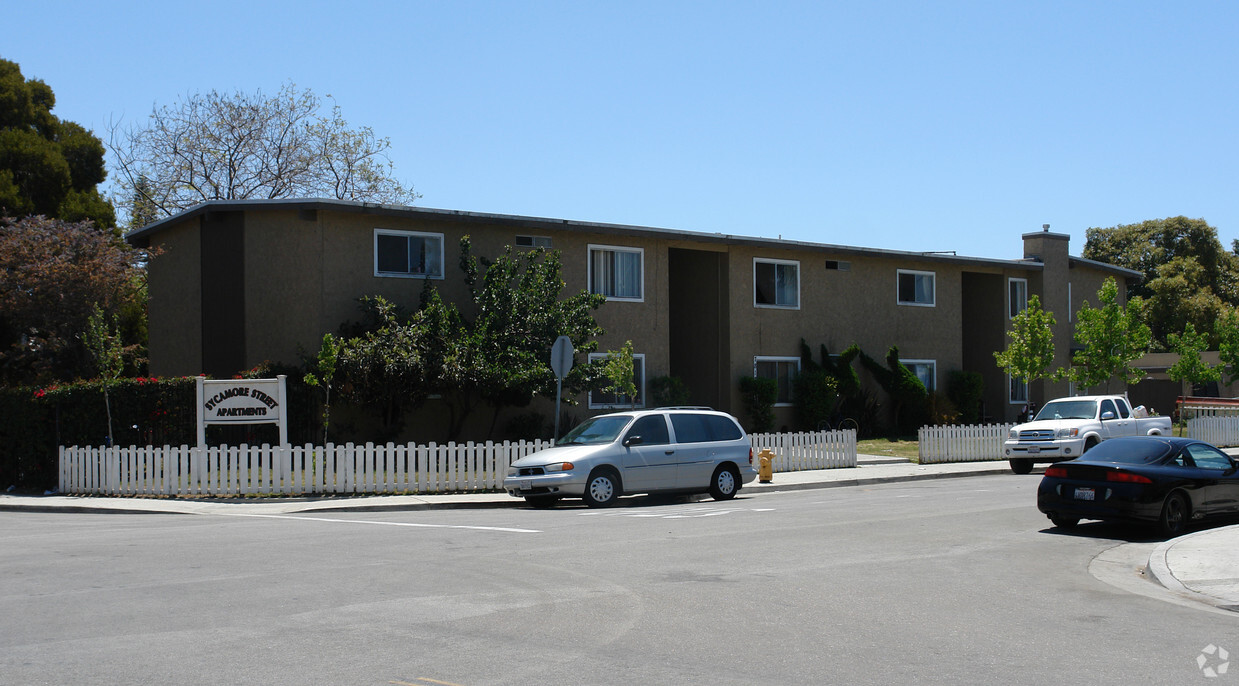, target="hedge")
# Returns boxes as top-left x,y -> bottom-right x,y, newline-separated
0,376 -> 317,492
